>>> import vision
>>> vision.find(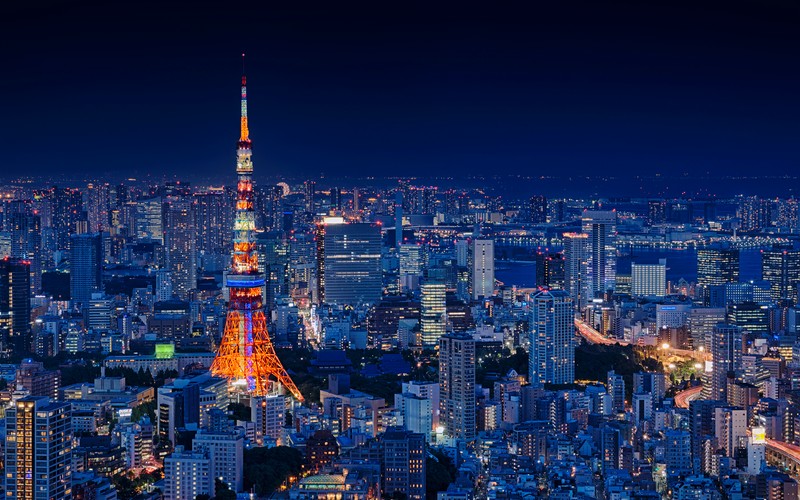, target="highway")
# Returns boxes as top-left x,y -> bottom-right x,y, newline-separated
674,385 -> 703,409
574,318 -> 711,362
